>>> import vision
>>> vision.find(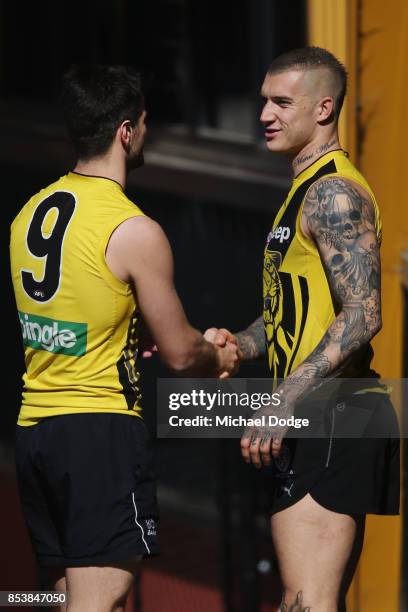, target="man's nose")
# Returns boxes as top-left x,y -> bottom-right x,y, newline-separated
260,100 -> 277,124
